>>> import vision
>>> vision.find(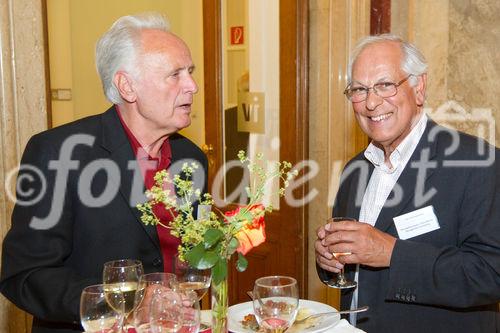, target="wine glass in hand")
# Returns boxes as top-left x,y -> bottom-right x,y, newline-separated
252,276 -> 299,333
149,289 -> 184,333
80,284 -> 123,333
103,259 -> 144,330
173,255 -> 211,301
133,272 -> 178,333
323,217 -> 357,289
